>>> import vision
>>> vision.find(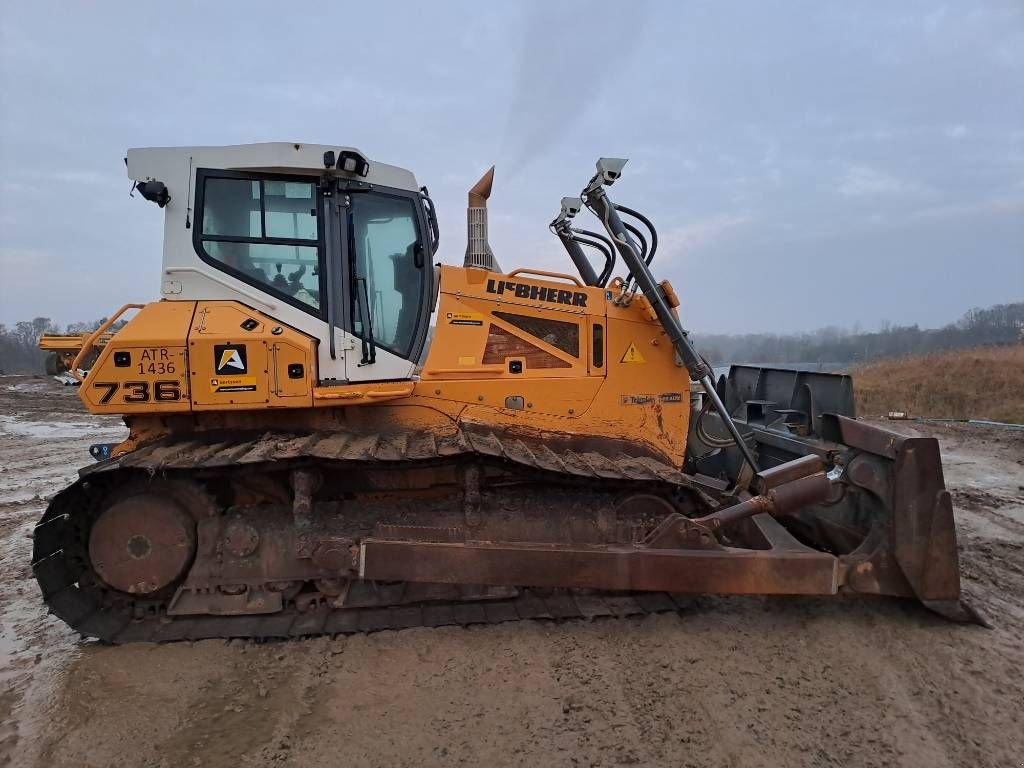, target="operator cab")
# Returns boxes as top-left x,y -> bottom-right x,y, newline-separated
126,143 -> 439,384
